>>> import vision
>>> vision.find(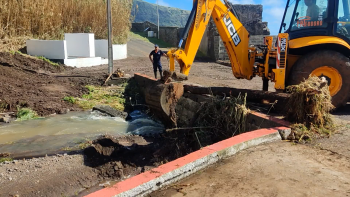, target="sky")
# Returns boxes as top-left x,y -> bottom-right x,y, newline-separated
143,0 -> 288,35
